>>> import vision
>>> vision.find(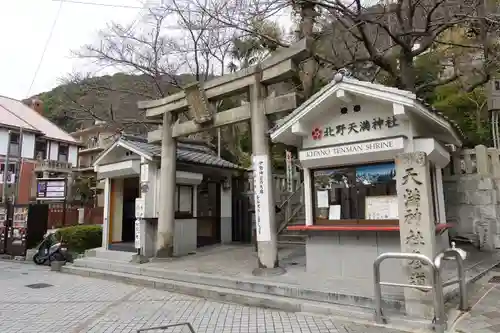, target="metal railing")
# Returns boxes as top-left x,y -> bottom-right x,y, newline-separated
434,248 -> 468,312
277,182 -> 304,234
137,322 -> 195,332
373,249 -> 467,333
